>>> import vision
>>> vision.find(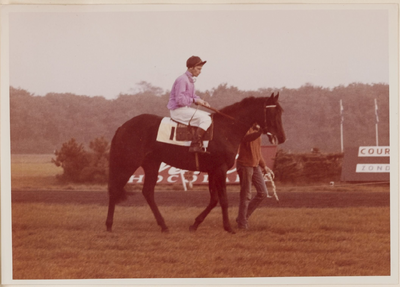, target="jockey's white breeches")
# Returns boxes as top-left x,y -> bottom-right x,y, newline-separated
170,106 -> 212,131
